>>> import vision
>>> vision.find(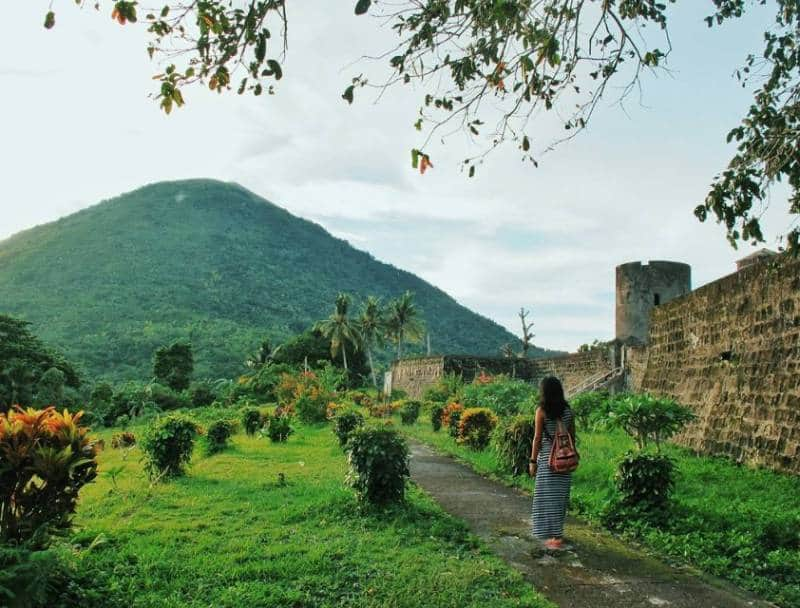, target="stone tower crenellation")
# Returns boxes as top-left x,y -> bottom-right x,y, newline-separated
615,260 -> 691,344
